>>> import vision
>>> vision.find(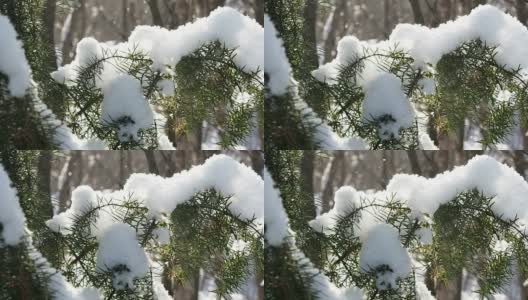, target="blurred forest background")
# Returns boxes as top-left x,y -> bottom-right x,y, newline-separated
291,150 -> 528,299
36,150 -> 263,300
